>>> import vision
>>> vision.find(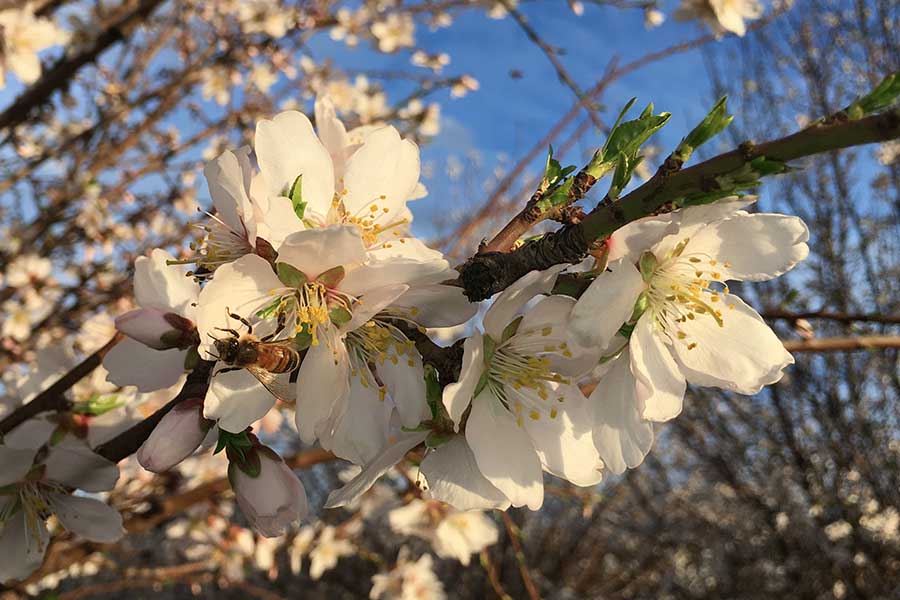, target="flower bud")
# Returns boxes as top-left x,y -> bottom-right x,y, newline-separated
115,307 -> 196,350
137,399 -> 212,472
229,446 -> 308,537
